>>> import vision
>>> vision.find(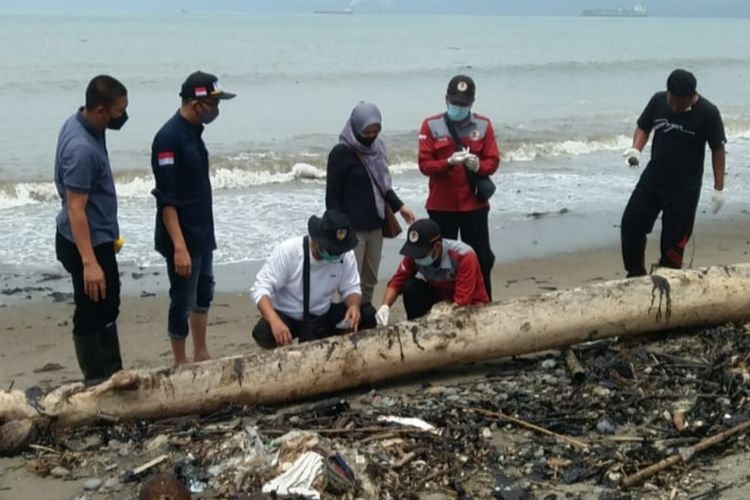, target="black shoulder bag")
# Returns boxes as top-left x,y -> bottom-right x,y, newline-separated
443,113 -> 496,202
300,236 -> 314,342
